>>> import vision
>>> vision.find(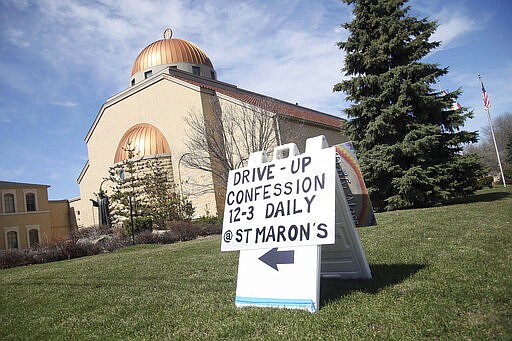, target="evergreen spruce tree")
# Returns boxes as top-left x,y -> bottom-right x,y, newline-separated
107,143 -> 144,228
142,158 -> 194,227
335,0 -> 486,210
107,143 -> 194,232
